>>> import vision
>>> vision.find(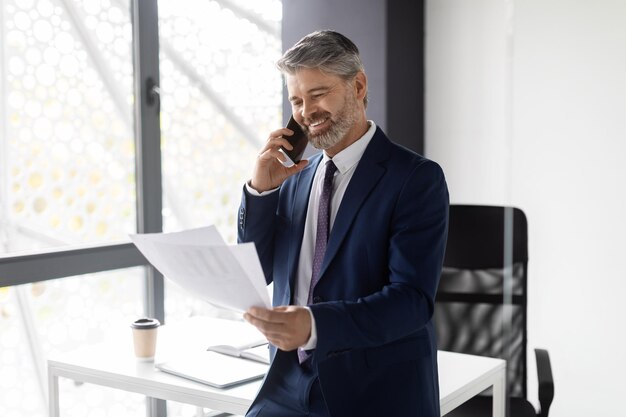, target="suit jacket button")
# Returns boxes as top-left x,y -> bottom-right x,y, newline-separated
313,296 -> 323,303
